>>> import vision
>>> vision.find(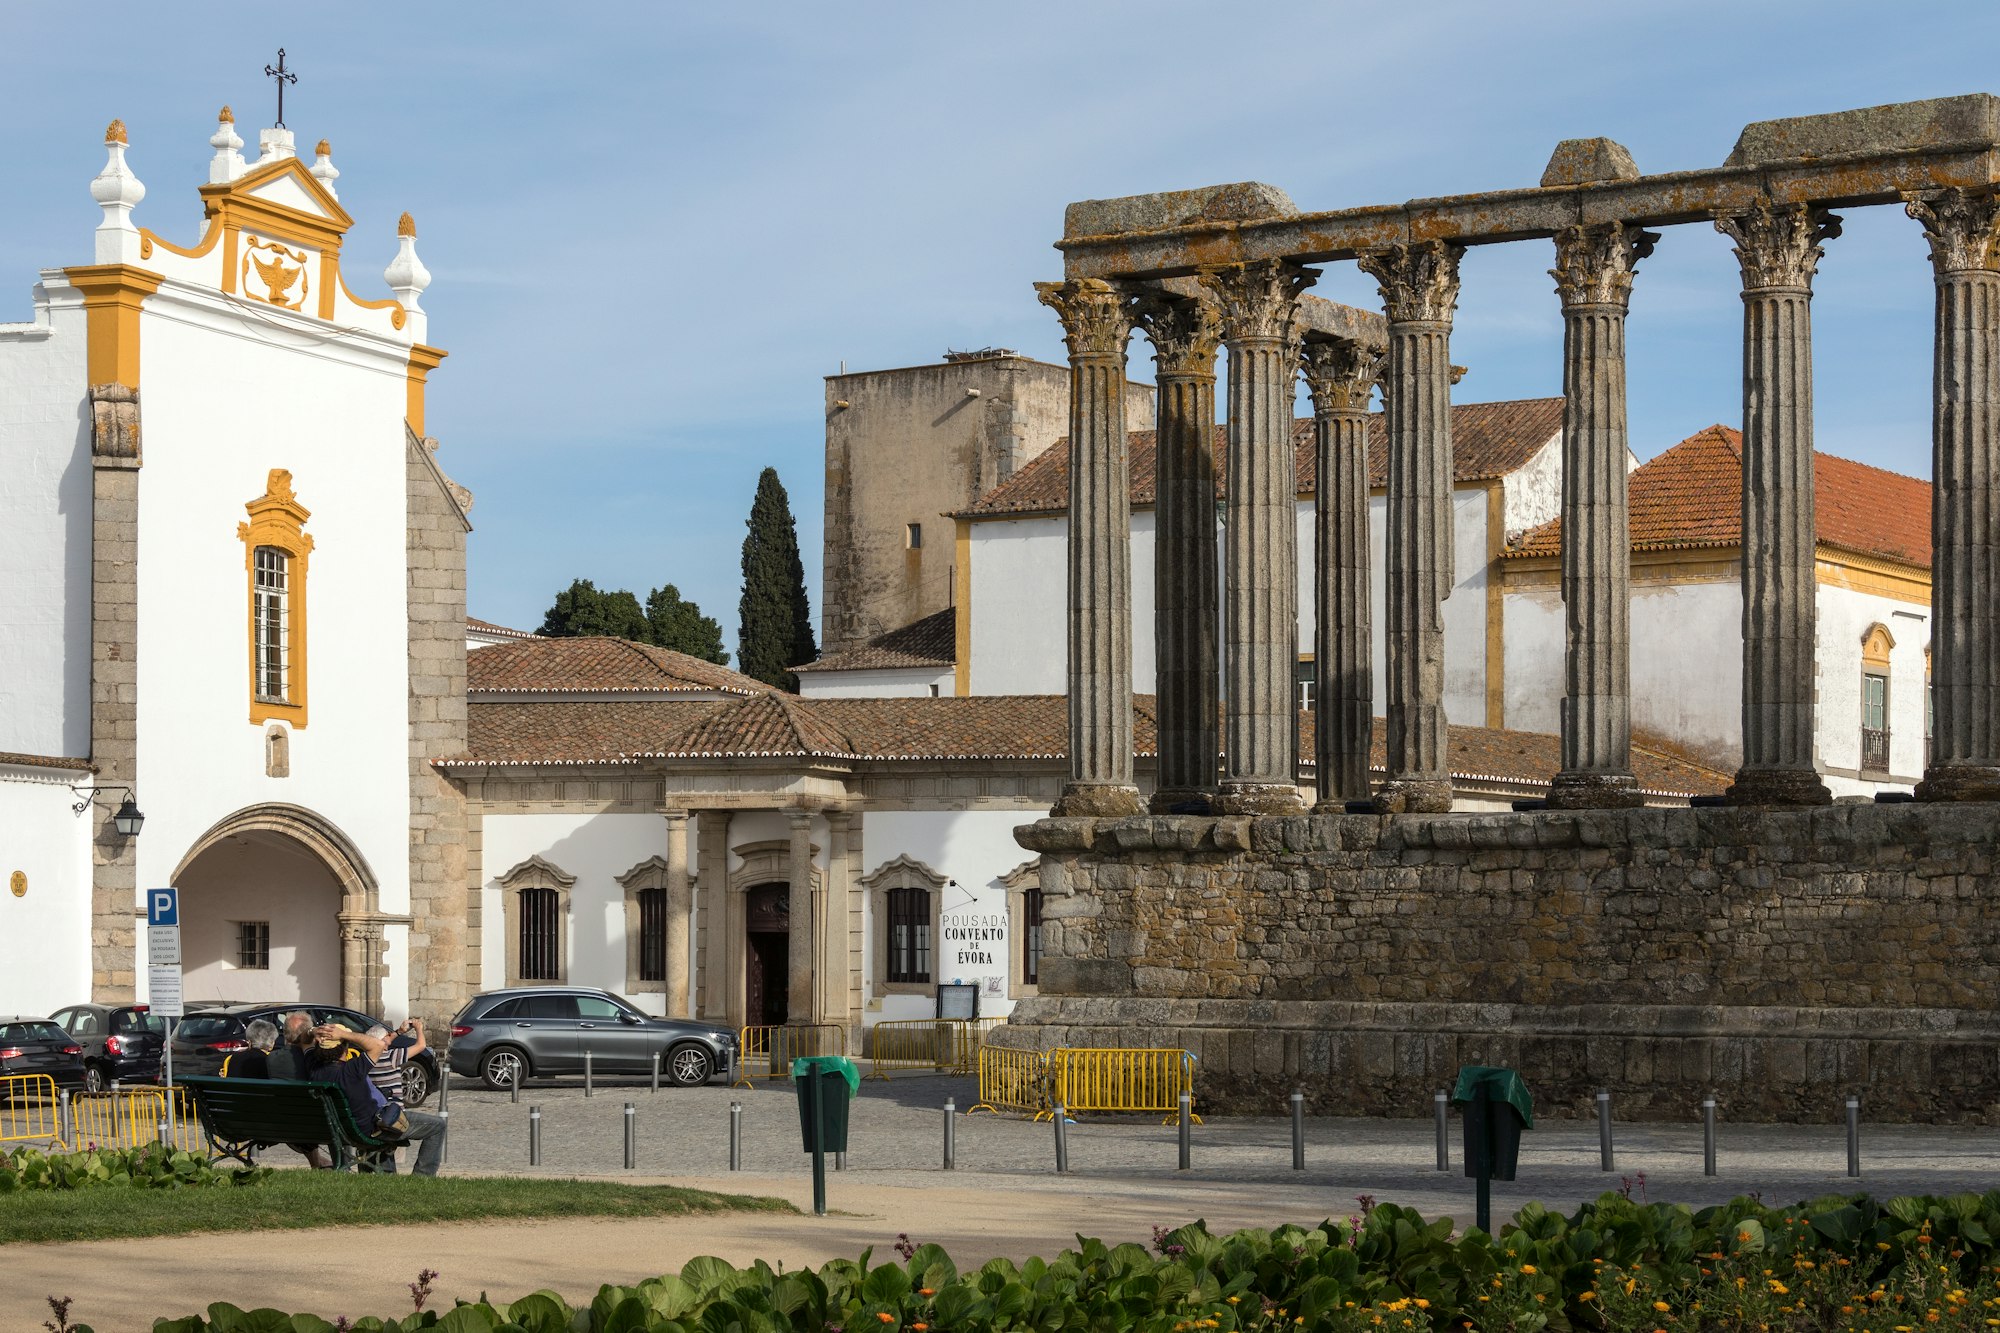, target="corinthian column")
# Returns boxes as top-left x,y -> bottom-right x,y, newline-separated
1715,200 -> 1838,806
1299,336 -> 1382,807
1356,241 -> 1463,814
1908,189 -> 2000,802
663,810 -> 691,1015
1130,290 -> 1224,812
1547,223 -> 1657,809
1035,278 -> 1143,817
786,810 -> 814,1023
